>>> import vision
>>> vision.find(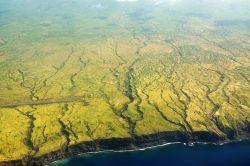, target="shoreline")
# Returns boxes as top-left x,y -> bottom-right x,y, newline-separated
1,130 -> 250,166
50,138 -> 250,165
